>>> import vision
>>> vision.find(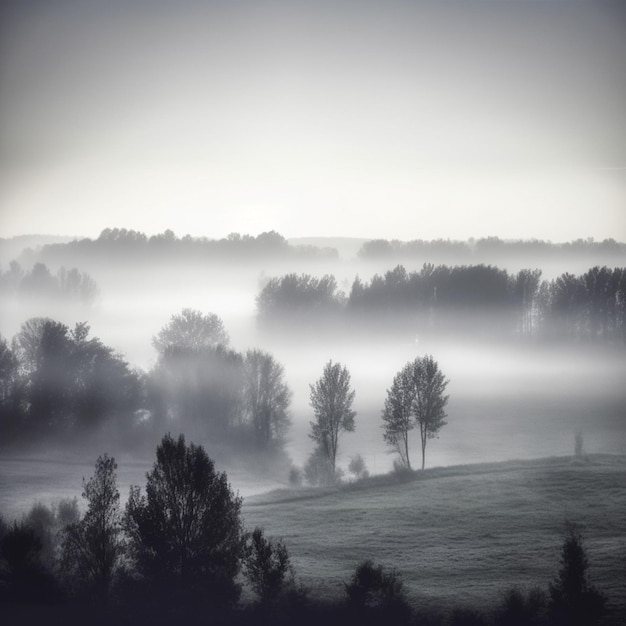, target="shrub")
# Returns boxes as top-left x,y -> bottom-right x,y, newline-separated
245,527 -> 294,605
344,559 -> 411,623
